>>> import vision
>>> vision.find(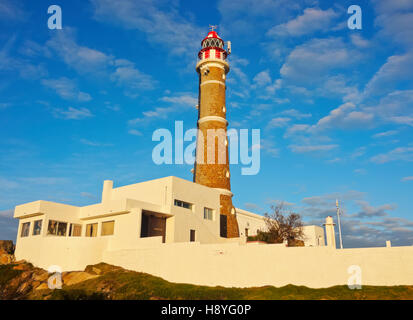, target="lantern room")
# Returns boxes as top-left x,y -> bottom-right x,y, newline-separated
198,29 -> 230,61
